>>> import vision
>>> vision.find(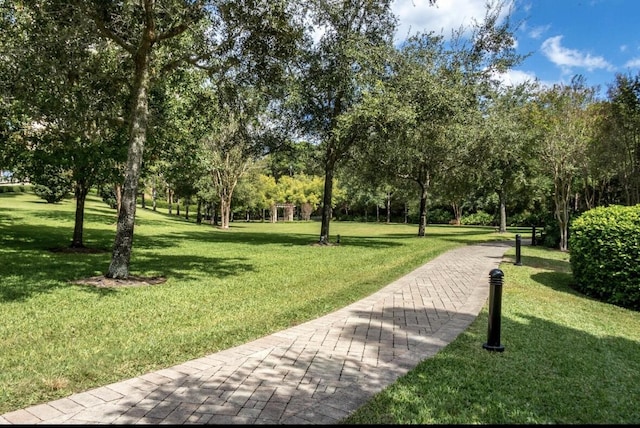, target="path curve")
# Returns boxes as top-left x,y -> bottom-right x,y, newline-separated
0,241 -> 513,425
